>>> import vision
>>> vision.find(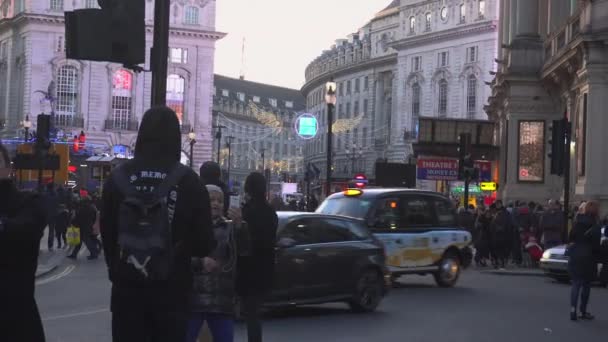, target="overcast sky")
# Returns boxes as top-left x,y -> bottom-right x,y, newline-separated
214,0 -> 392,90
